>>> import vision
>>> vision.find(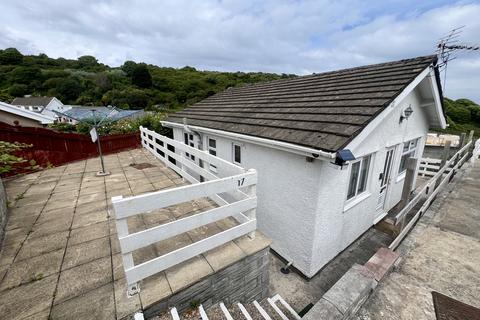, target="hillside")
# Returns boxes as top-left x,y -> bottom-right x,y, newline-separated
0,47 -> 479,137
0,48 -> 292,110
438,97 -> 480,137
